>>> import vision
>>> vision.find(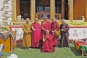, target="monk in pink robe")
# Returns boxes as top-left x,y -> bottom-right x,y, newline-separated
51,18 -> 59,46
32,18 -> 41,48
41,17 -> 51,36
41,30 -> 55,52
